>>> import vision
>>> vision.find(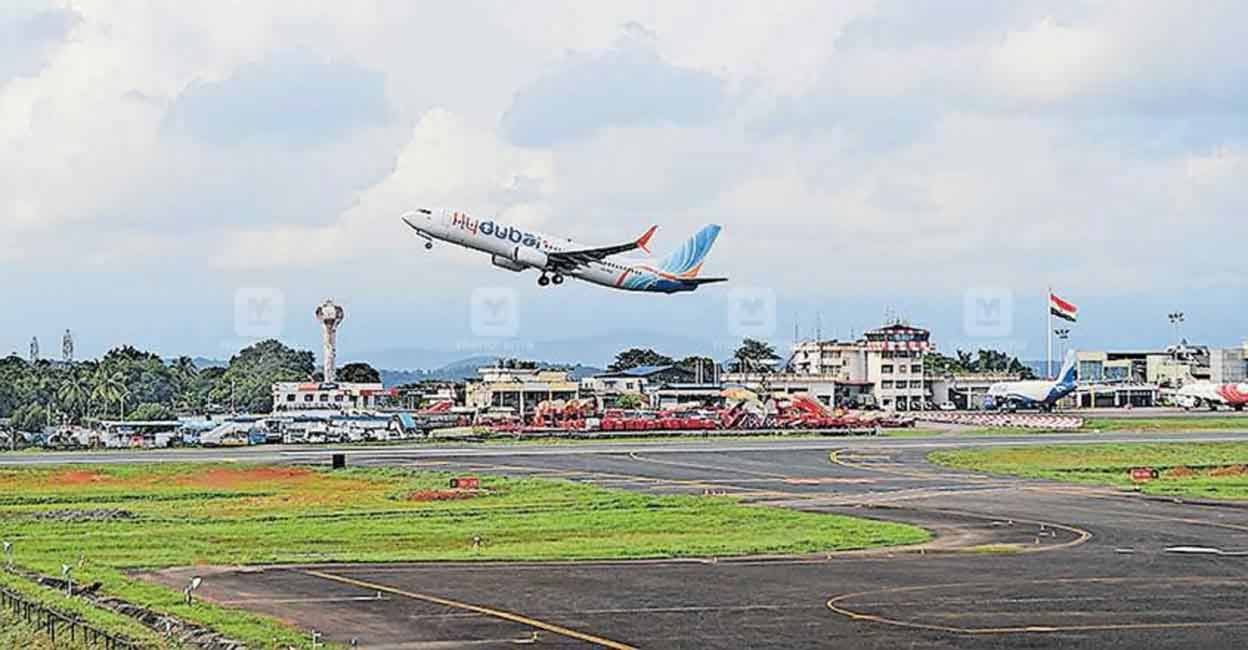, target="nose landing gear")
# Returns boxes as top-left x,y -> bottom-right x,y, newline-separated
424,241 -> 433,250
